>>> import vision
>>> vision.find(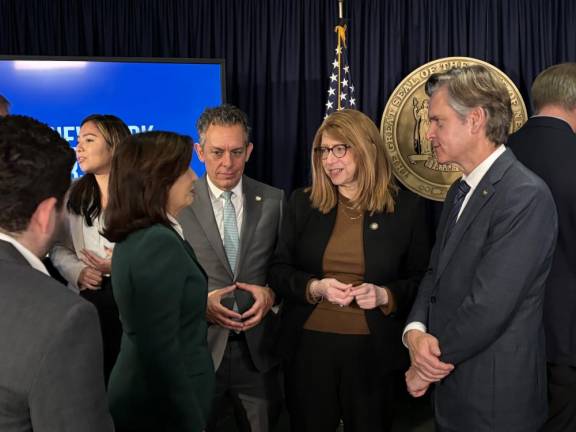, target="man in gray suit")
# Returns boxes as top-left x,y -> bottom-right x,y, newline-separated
403,66 -> 558,431
0,115 -> 113,431
179,105 -> 284,432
